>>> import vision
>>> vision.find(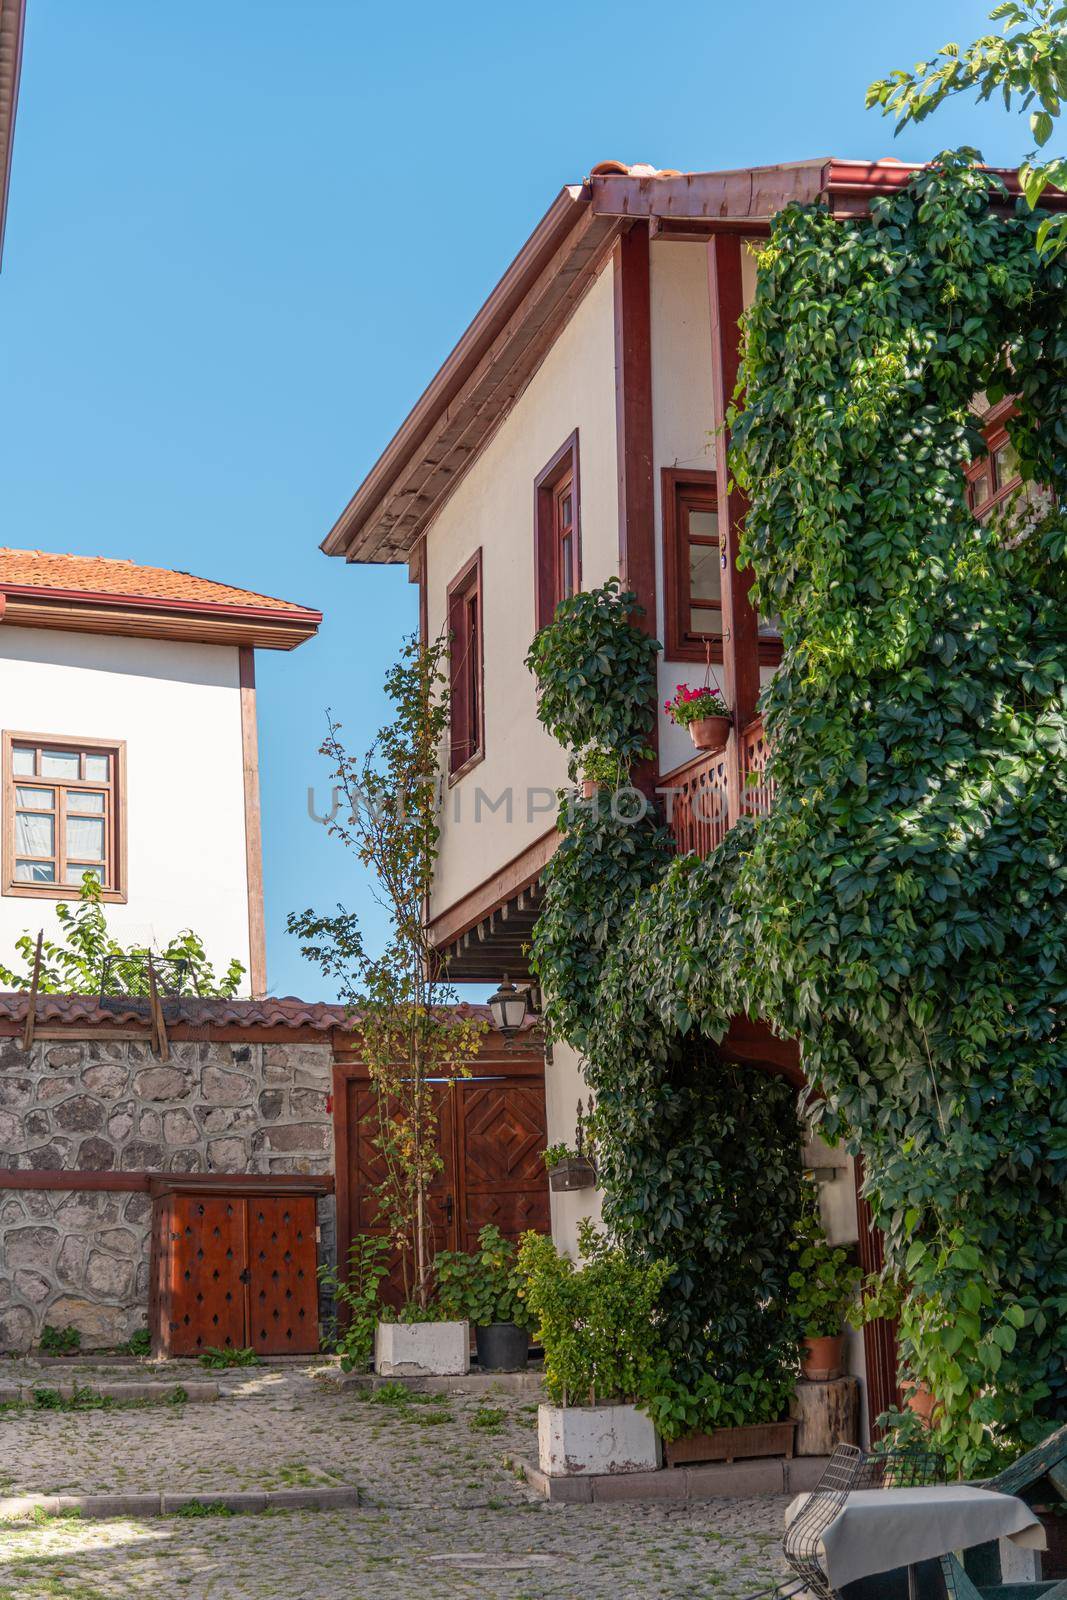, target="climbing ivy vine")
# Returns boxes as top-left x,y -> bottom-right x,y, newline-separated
731,150 -> 1067,1470
530,152 -> 1066,1471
